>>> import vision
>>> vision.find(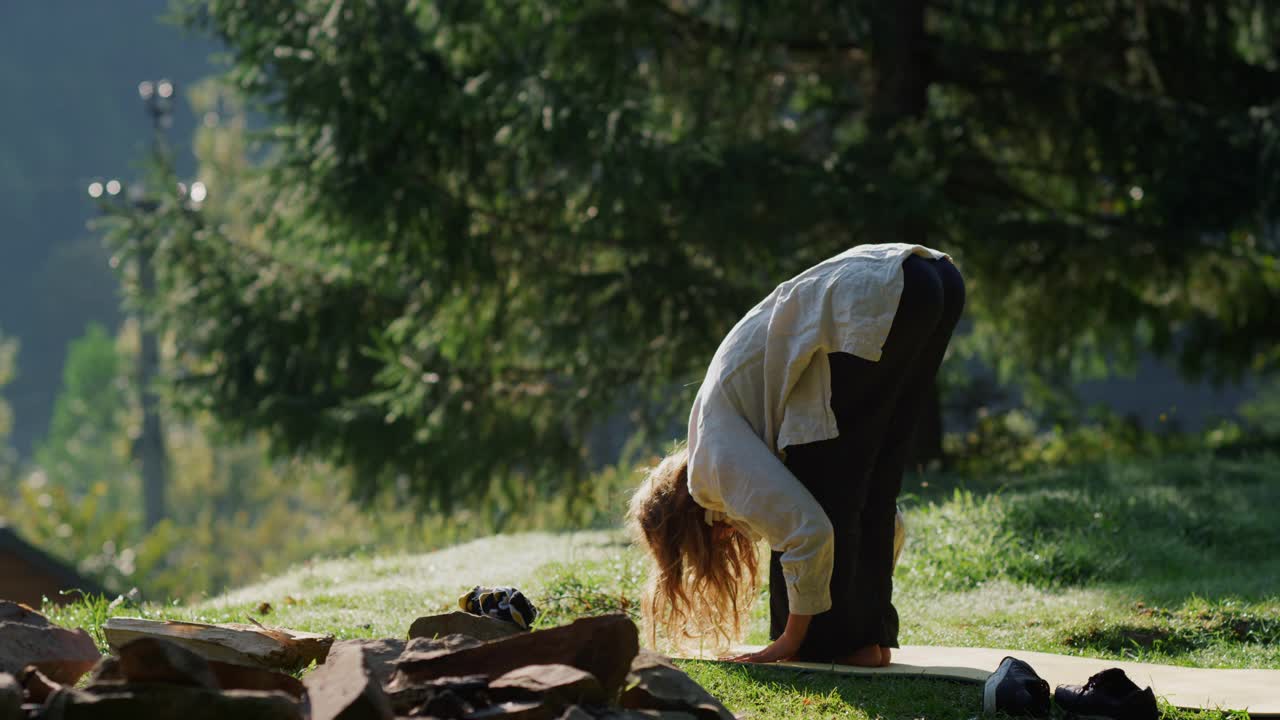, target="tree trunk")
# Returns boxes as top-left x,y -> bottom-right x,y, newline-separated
868,0 -> 945,469
137,245 -> 168,529
869,0 -> 928,128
